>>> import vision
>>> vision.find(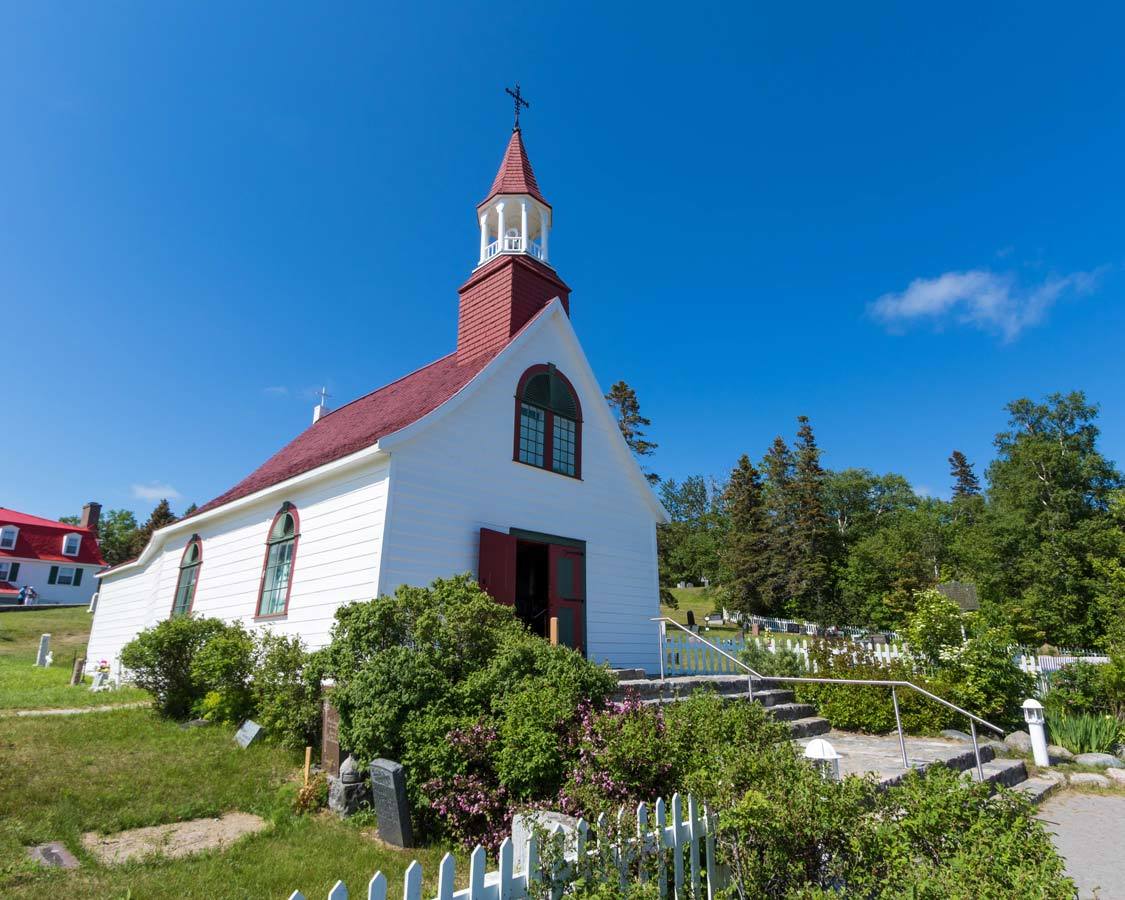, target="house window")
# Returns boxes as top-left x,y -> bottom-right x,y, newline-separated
514,365 -> 582,478
0,526 -> 17,550
257,503 -> 298,617
62,533 -> 81,557
49,566 -> 82,586
0,561 -> 18,581
171,536 -> 202,617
